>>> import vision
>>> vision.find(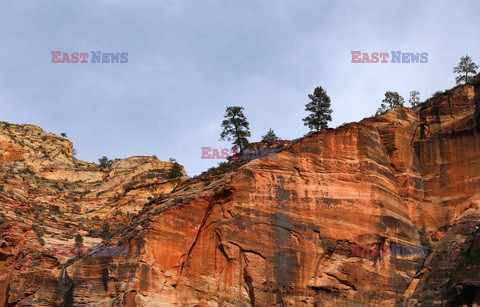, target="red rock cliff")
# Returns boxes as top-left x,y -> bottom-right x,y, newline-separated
1,75 -> 479,306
